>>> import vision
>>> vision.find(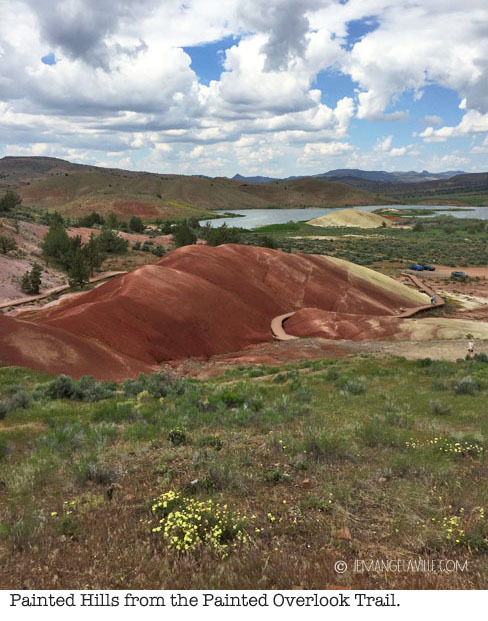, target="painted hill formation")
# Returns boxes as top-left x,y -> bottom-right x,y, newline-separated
0,244 -> 429,379
285,308 -> 488,341
307,208 -> 392,228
